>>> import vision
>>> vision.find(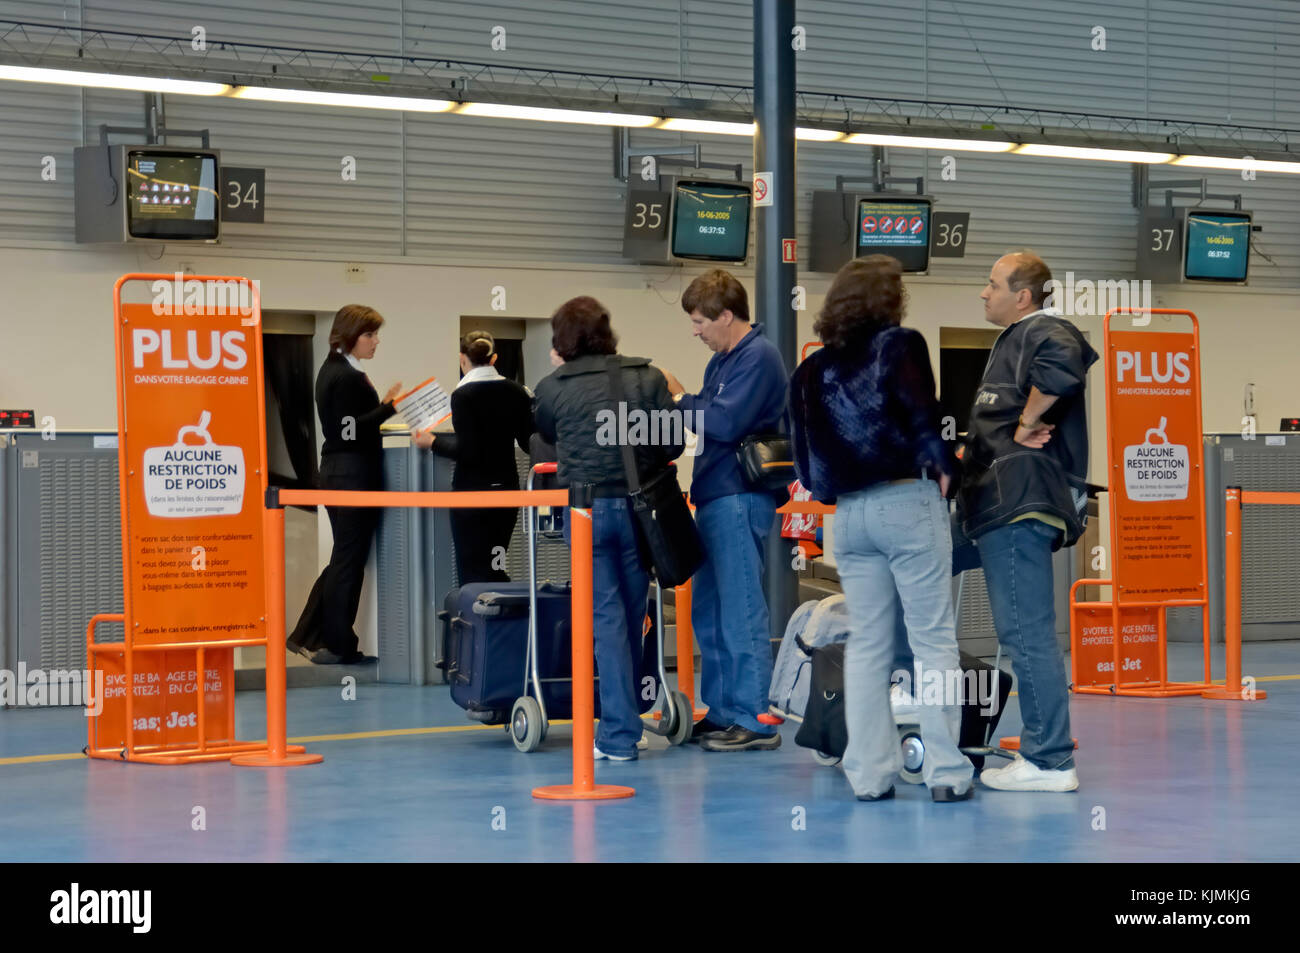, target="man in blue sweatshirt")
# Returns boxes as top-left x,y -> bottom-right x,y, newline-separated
659,270 -> 789,752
